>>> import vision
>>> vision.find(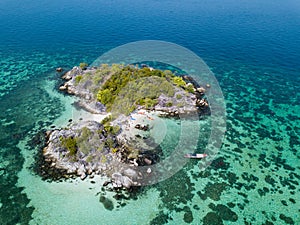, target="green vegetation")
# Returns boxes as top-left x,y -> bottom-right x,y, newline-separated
166,101 -> 173,107
105,138 -> 115,148
176,94 -> 182,99
97,89 -> 112,105
172,76 -> 195,93
163,70 -> 173,77
138,97 -> 158,108
177,102 -> 185,107
79,62 -> 88,69
100,115 -> 112,125
96,66 -> 177,114
75,75 -> 83,85
60,127 -> 103,157
86,155 -> 93,163
60,136 -> 78,156
73,64 -> 122,96
75,127 -> 93,155
185,83 -> 195,93
111,76 -> 175,115
128,148 -> 139,159
80,127 -> 92,139
111,148 -> 119,153
72,64 -> 195,115
172,76 -> 186,87
97,143 -> 105,152
104,125 -> 121,135
101,155 -> 107,163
